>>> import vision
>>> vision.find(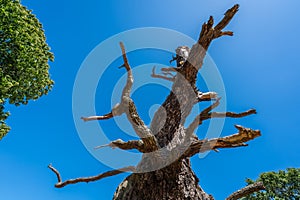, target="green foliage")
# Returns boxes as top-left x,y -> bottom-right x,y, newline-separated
242,168 -> 300,200
0,0 -> 54,139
